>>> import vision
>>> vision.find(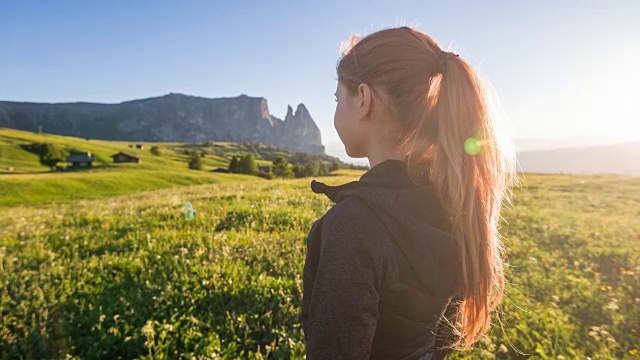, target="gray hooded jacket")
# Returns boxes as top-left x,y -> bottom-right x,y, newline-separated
301,159 -> 464,360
